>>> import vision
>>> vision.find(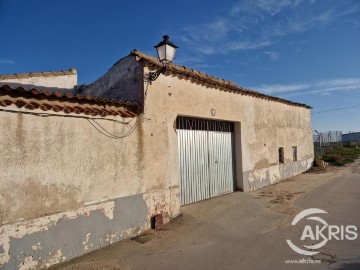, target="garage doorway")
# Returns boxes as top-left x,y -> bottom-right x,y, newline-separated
176,117 -> 235,205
